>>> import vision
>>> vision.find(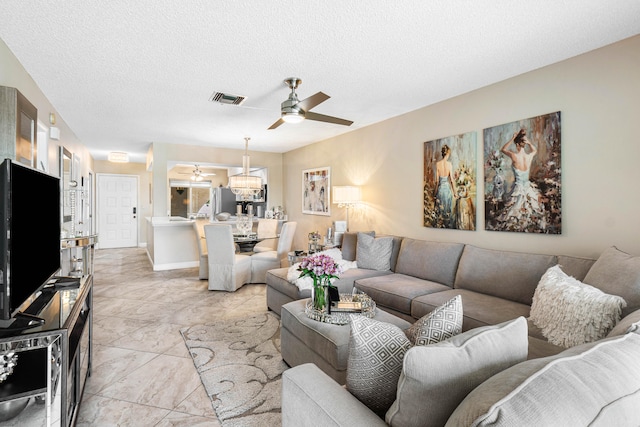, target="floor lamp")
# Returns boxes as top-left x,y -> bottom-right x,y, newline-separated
332,186 -> 361,232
